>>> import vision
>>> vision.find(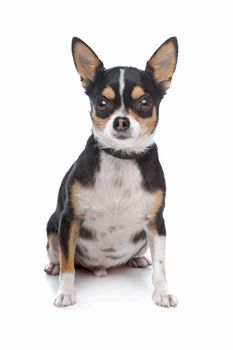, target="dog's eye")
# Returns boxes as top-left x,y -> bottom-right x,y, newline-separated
94,96 -> 114,118
138,97 -> 152,111
96,98 -> 107,111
